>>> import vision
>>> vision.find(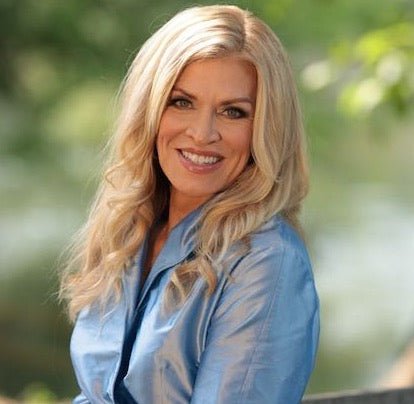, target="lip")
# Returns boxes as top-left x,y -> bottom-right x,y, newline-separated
176,148 -> 223,174
179,148 -> 223,158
